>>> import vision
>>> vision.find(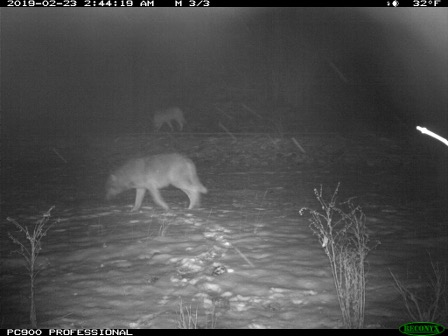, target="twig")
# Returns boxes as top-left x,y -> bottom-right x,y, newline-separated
291,137 -> 306,154
242,104 -> 262,119
232,245 -> 255,268
214,106 -> 233,120
7,206 -> 58,328
218,122 -> 237,141
52,148 -> 67,163
328,60 -> 348,83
